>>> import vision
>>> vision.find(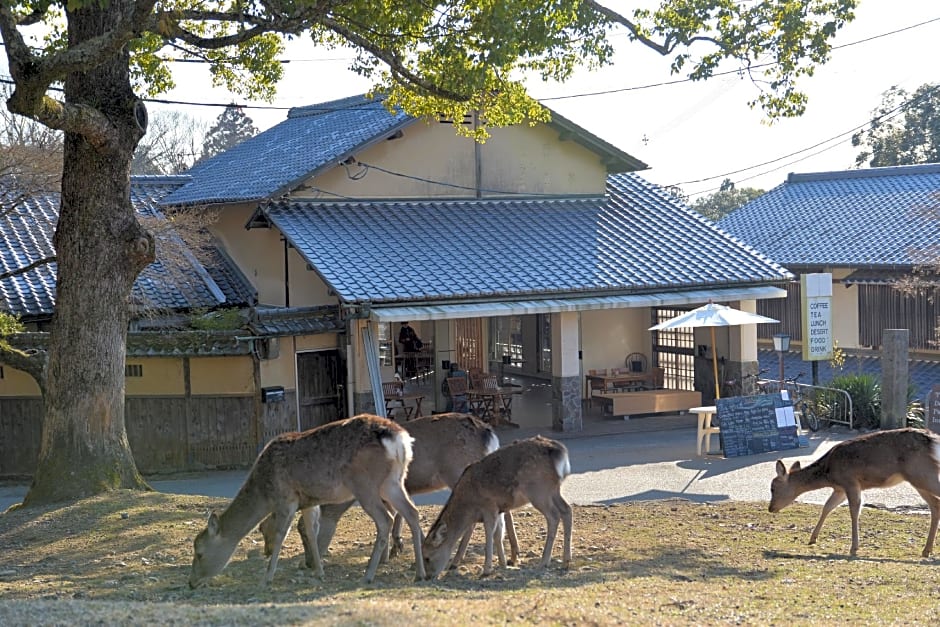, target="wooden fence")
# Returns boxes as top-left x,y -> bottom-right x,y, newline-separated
0,391 -> 299,477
